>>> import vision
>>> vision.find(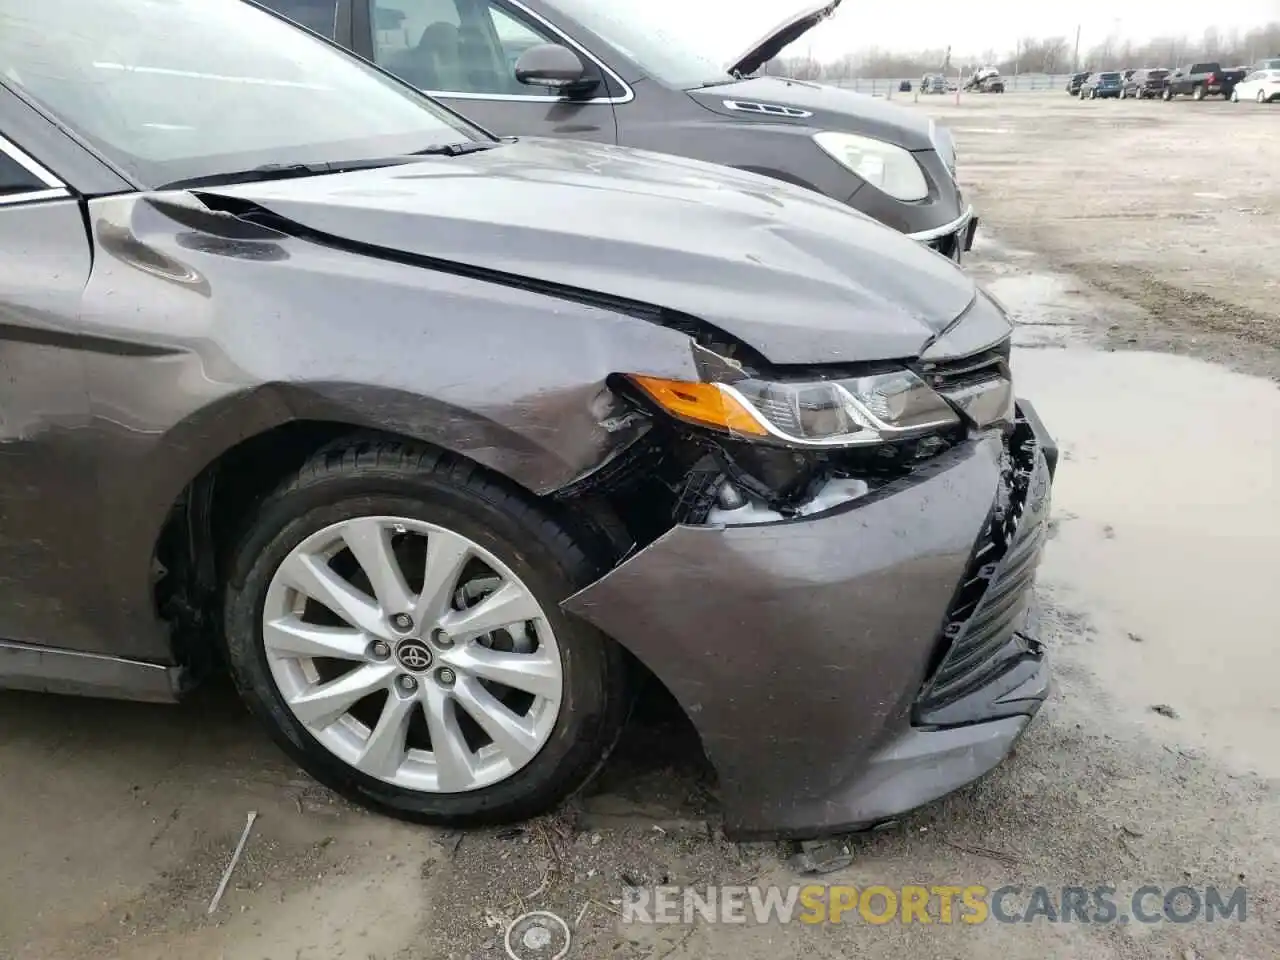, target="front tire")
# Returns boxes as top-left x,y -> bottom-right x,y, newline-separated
1193,85 -> 1205,101
222,440 -> 630,826
1163,87 -> 1173,101
1259,90 -> 1268,104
